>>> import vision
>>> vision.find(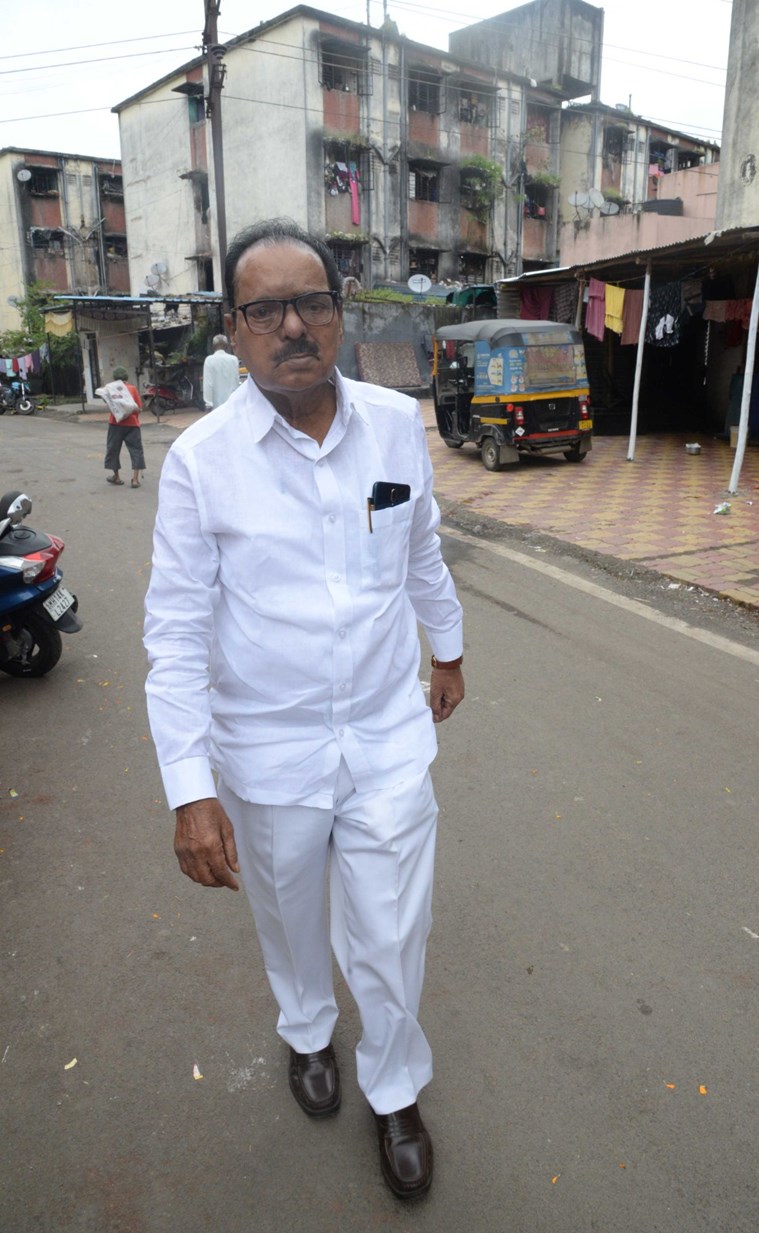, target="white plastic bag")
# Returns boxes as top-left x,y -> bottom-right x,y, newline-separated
95,379 -> 138,422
